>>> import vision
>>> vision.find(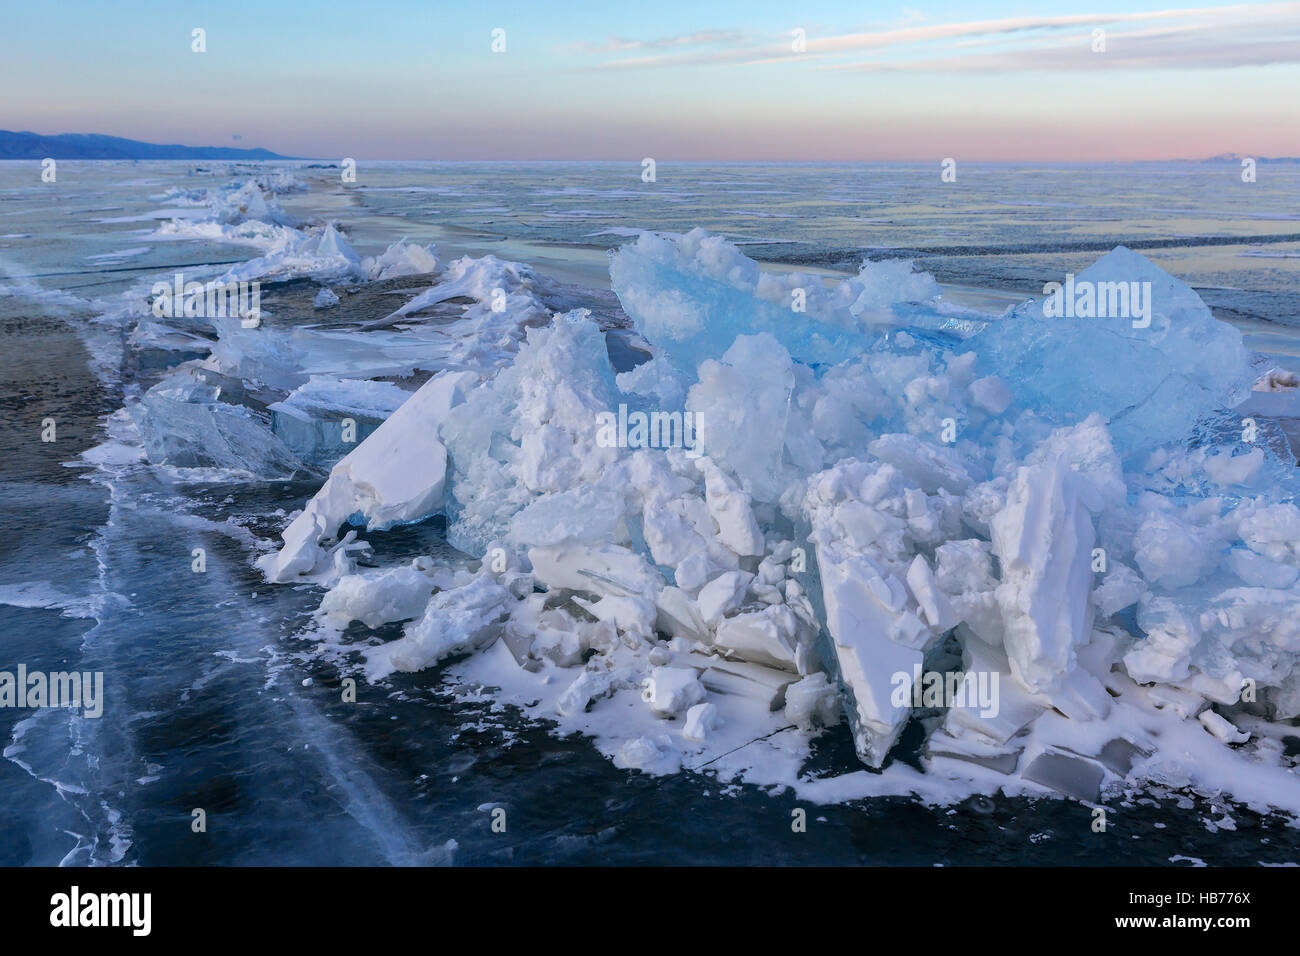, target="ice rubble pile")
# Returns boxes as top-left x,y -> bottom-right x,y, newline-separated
259,227 -> 1300,805
127,174 -> 560,477
152,171 -> 438,284
153,171 -> 307,253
